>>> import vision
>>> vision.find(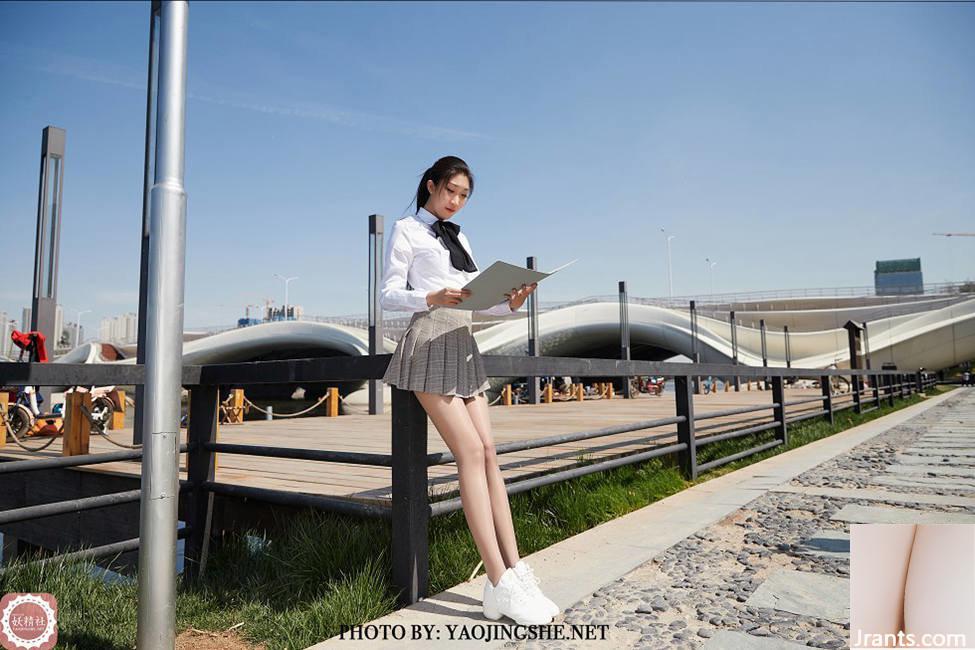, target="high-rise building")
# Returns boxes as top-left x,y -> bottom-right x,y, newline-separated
0,311 -> 15,358
124,312 -> 138,343
97,312 -> 139,343
22,307 -> 31,332
99,317 -> 113,342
